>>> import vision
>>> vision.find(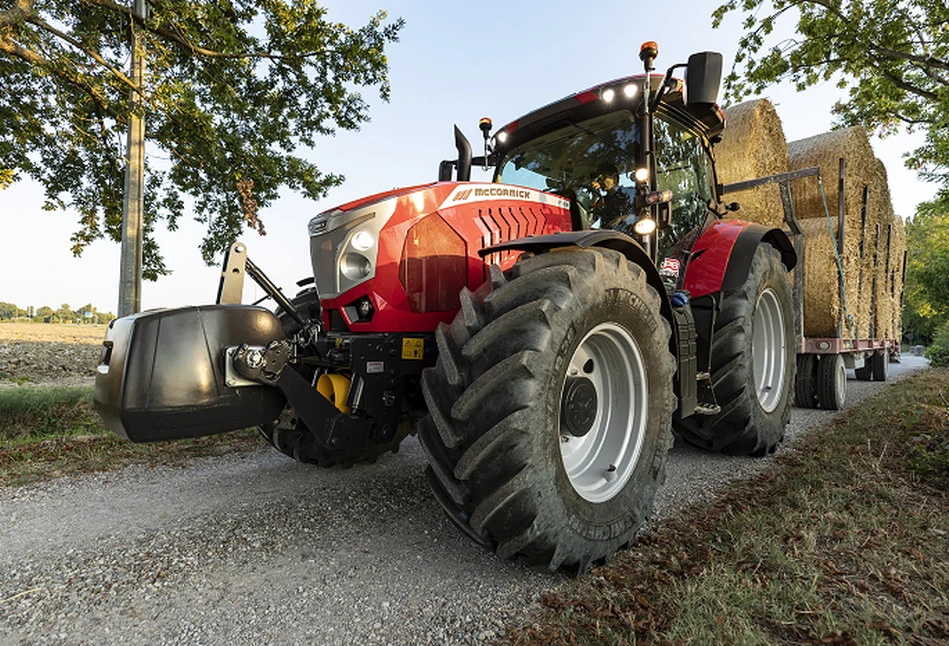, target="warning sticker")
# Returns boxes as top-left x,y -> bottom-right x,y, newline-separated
401,338 -> 425,360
